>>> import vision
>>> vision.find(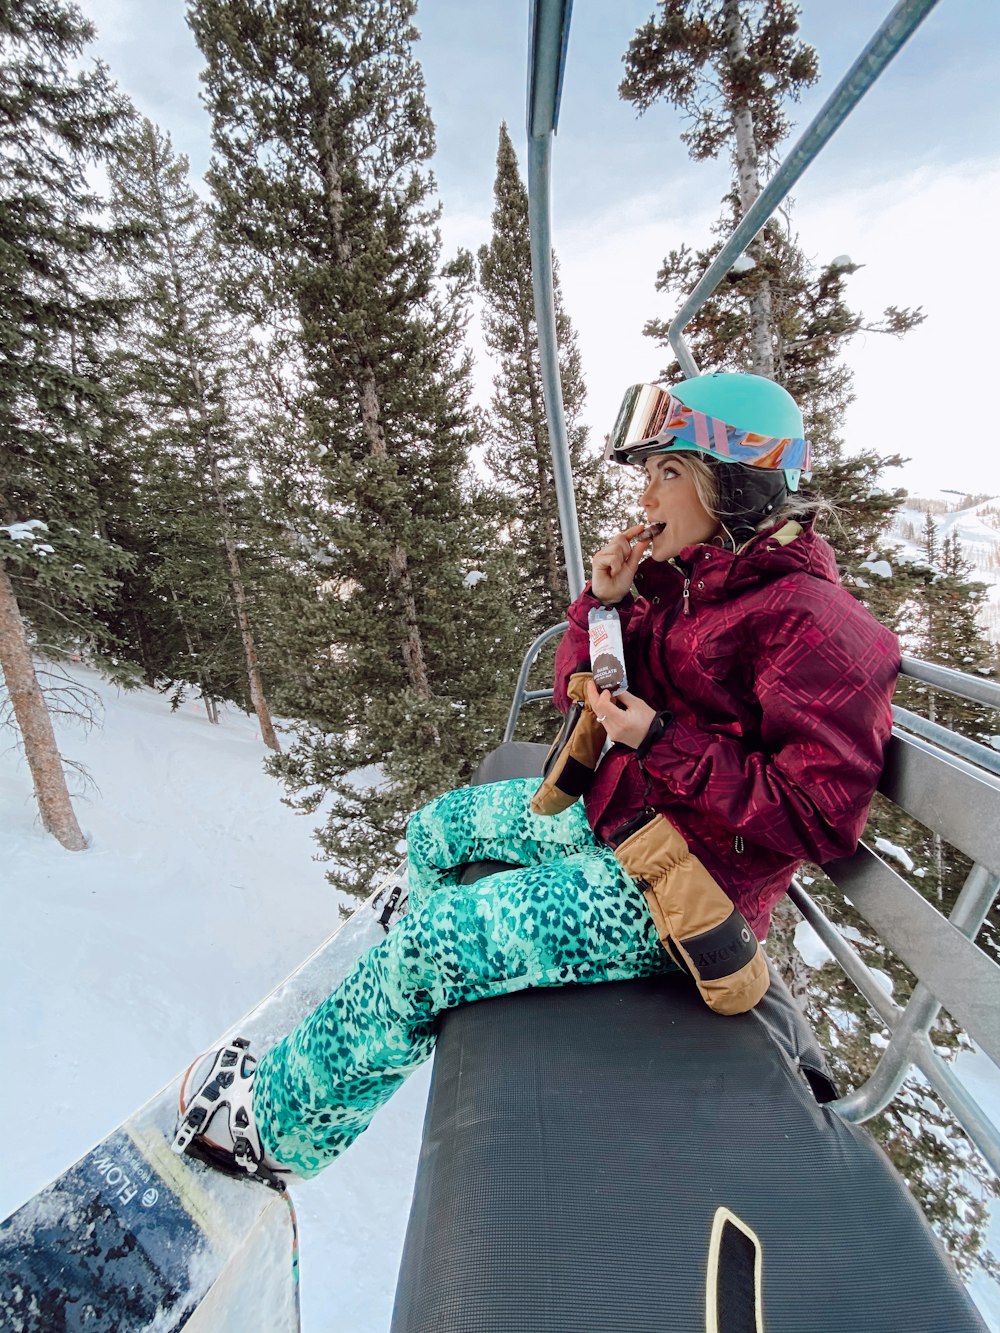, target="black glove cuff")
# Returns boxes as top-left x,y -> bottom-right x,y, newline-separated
633,709 -> 672,761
